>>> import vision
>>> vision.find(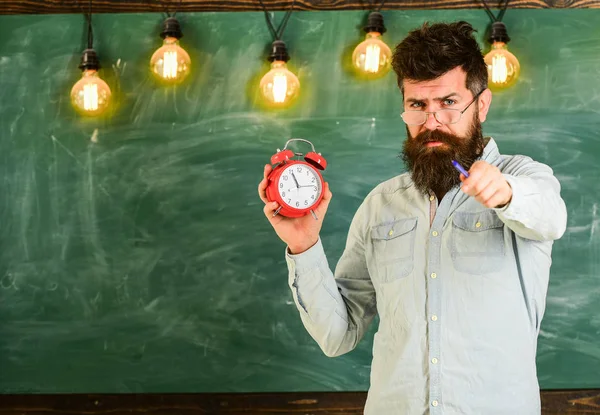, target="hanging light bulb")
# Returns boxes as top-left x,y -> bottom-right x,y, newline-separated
71,48 -> 111,117
352,12 -> 392,77
259,40 -> 300,107
484,22 -> 520,90
150,16 -> 191,84
71,8 -> 111,117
